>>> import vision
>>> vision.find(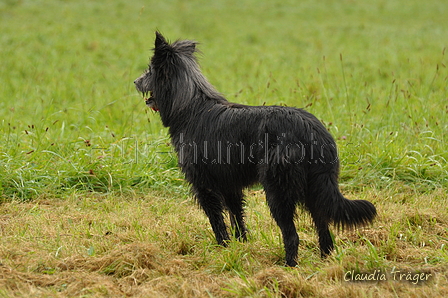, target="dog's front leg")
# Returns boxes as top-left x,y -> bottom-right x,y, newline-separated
194,187 -> 230,245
